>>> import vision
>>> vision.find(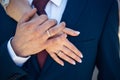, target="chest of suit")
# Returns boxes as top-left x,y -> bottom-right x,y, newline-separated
0,0 -> 114,79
